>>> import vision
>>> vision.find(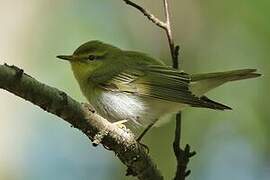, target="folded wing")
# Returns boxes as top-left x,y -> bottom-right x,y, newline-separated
90,64 -> 231,110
